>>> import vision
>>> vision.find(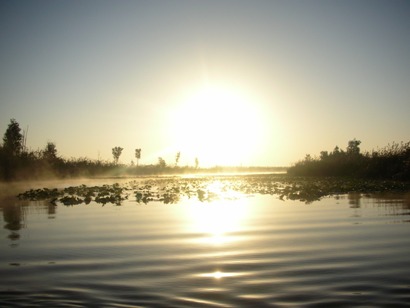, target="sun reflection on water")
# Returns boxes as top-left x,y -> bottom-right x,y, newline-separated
199,271 -> 243,279
185,196 -> 251,246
